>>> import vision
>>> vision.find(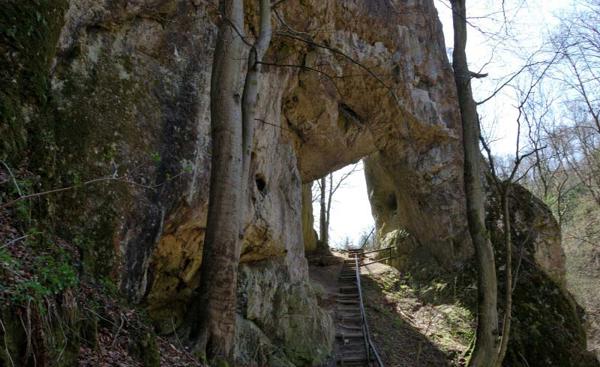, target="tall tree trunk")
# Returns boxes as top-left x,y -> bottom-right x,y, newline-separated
185,0 -> 272,363
241,0 -> 272,196
319,176 -> 328,249
325,173 -> 333,246
496,183 -> 513,366
186,0 -> 245,362
450,1 -> 499,366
